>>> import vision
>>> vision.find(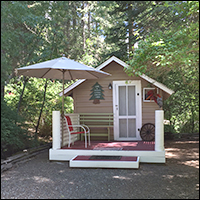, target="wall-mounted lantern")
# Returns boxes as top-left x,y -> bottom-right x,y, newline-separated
108,83 -> 112,90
